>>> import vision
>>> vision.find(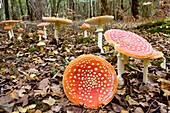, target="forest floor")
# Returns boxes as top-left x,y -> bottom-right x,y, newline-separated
0,20 -> 170,113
